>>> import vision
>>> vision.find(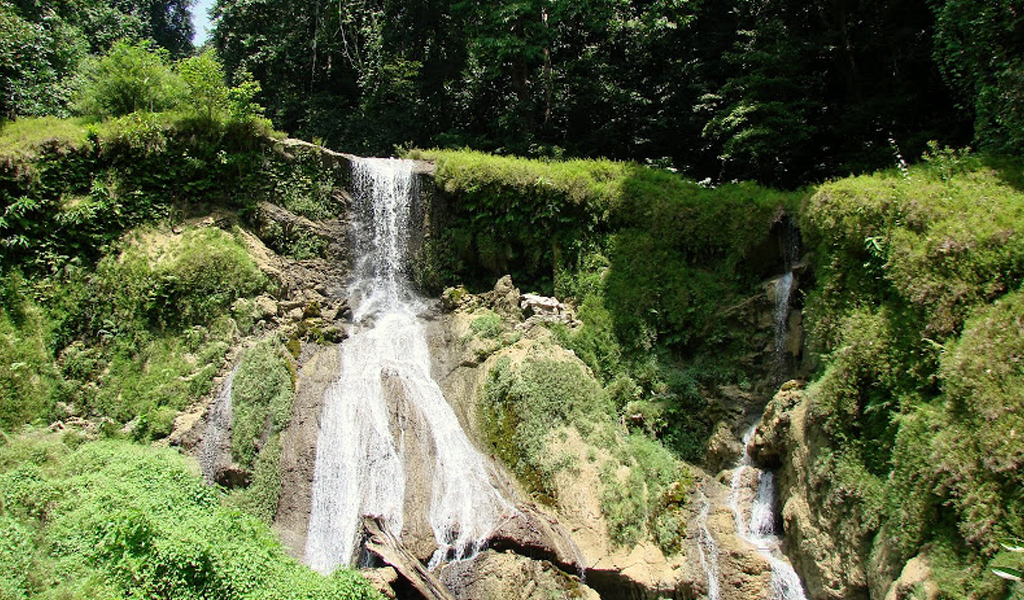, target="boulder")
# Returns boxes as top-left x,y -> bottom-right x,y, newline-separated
519,292 -> 579,327
438,550 -> 599,600
487,275 -> 522,319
